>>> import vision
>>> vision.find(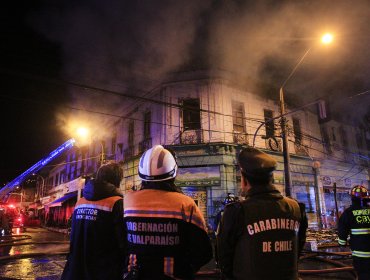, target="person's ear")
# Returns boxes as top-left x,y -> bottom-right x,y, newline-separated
241,176 -> 251,192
